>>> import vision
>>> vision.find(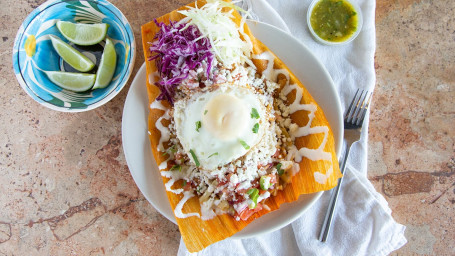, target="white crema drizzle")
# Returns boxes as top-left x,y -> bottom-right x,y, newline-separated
253,52 -> 290,82
150,99 -> 189,215
161,169 -> 185,194
150,99 -> 209,219
175,191 -> 201,219
253,52 -> 333,185
150,100 -> 171,152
